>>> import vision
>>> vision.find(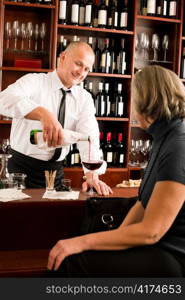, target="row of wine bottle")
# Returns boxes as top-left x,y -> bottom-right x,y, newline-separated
59,0 -> 129,30
64,132 -> 125,168
84,81 -> 126,118
140,0 -> 178,18
57,35 -> 127,74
